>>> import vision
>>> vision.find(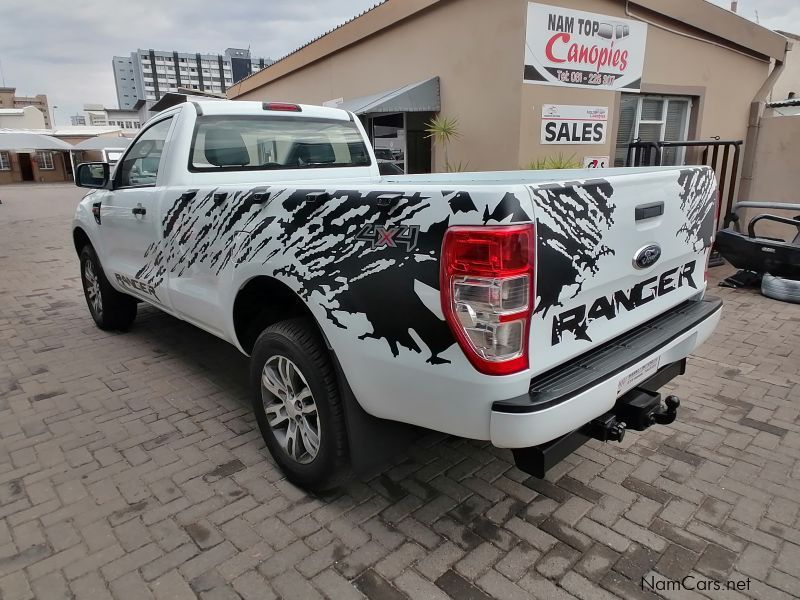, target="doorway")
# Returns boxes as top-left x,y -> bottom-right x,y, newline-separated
371,113 -> 406,173
365,112 -> 433,174
18,153 -> 34,181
